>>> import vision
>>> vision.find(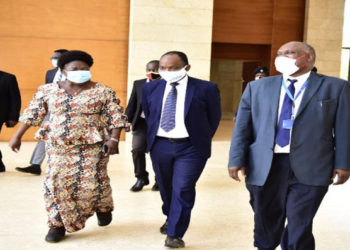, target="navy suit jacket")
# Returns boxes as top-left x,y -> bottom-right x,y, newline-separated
142,76 -> 221,159
229,72 -> 350,186
125,79 -> 147,130
45,68 -> 58,83
0,71 -> 21,131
